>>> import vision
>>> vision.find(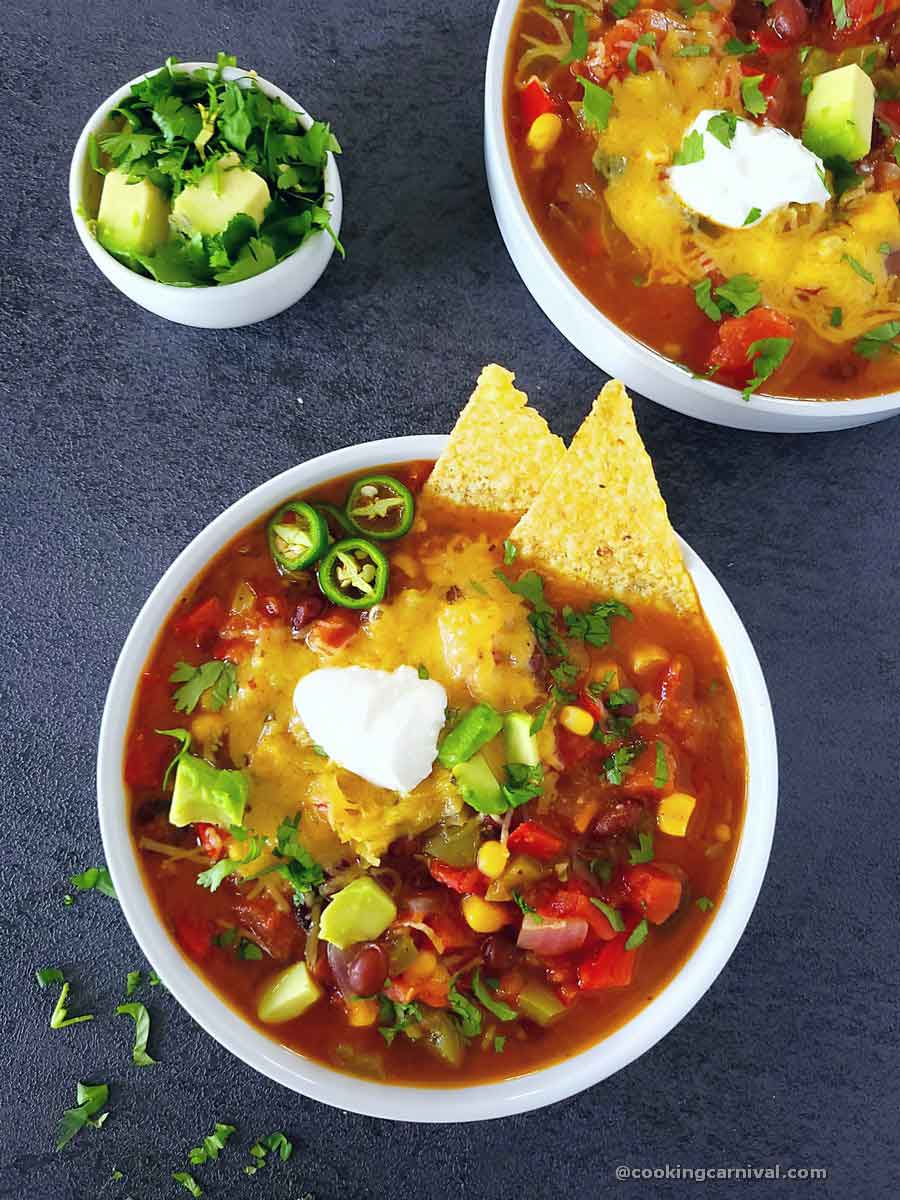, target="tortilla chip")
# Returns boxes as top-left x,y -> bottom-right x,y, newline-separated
510,381 -> 699,613
423,364 -> 566,515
